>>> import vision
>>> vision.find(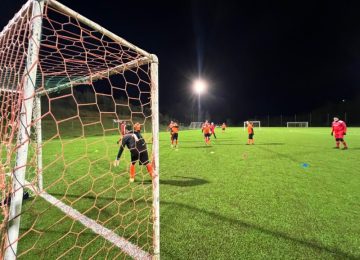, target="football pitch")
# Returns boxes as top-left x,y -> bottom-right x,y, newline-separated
160,127 -> 360,259
13,127 -> 360,259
